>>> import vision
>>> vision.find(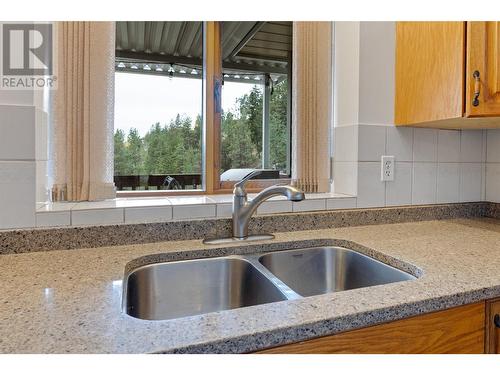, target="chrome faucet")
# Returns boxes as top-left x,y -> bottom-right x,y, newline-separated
203,170 -> 305,245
